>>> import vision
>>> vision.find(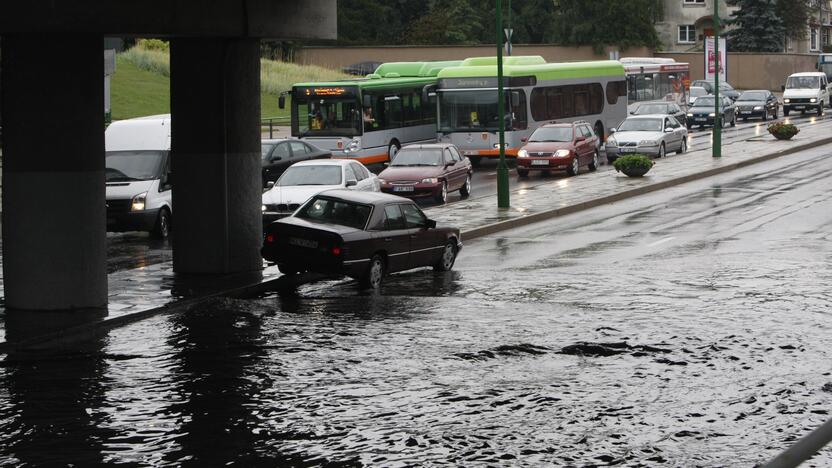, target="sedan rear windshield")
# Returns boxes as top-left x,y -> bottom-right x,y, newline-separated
529,127 -> 573,142
296,196 -> 371,230
634,104 -> 669,115
391,149 -> 443,166
738,92 -> 767,101
277,165 -> 342,186
618,118 -> 662,132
